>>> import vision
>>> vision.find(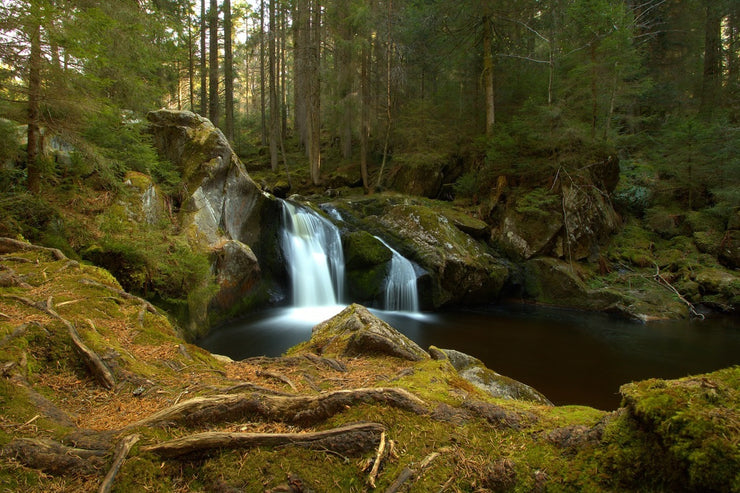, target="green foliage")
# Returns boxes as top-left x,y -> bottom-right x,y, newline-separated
515,188 -> 560,218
